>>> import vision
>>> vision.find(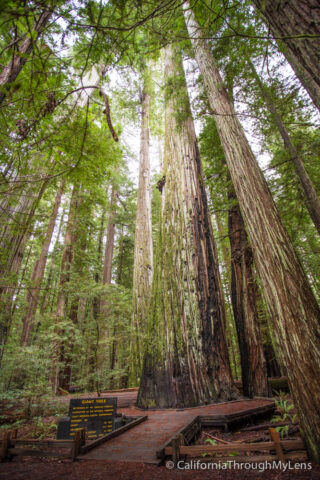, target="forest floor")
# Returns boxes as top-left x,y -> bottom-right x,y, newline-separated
0,458 -> 320,480
0,390 -> 319,479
